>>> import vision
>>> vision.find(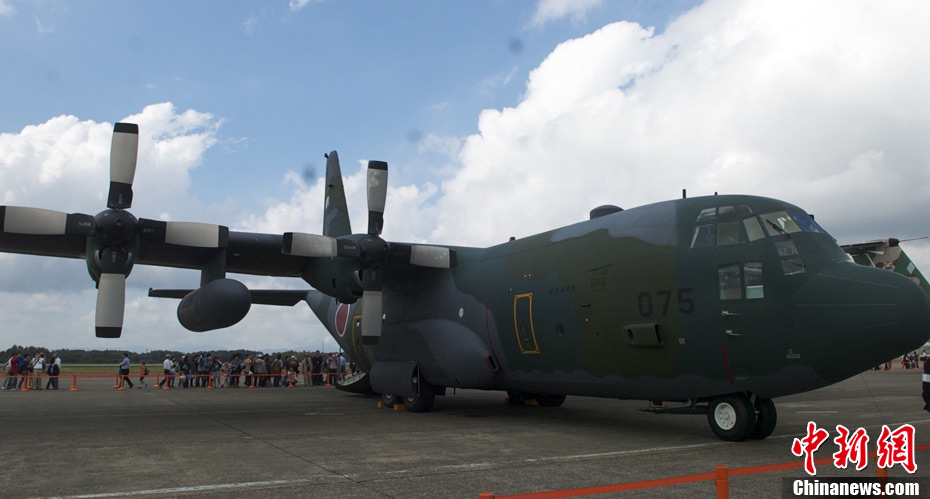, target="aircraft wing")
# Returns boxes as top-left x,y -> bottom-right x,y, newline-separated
0,122 -> 456,341
0,227 -> 307,278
